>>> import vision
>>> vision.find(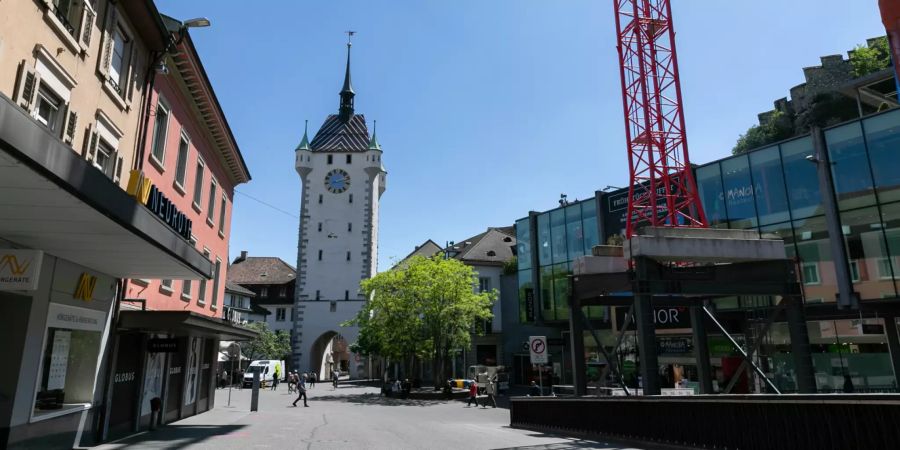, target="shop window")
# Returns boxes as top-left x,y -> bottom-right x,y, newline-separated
33,304 -> 106,419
